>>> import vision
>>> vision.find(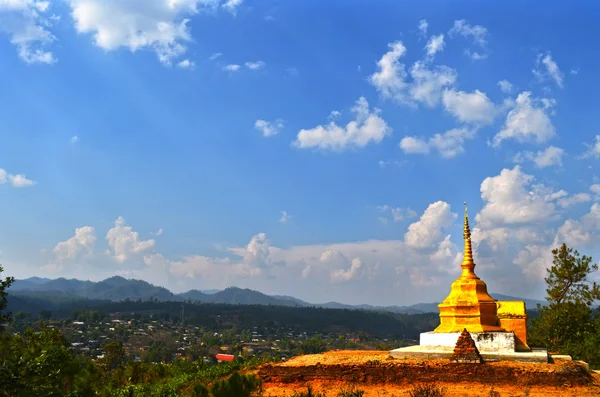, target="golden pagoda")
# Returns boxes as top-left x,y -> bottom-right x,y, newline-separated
434,202 -> 505,333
